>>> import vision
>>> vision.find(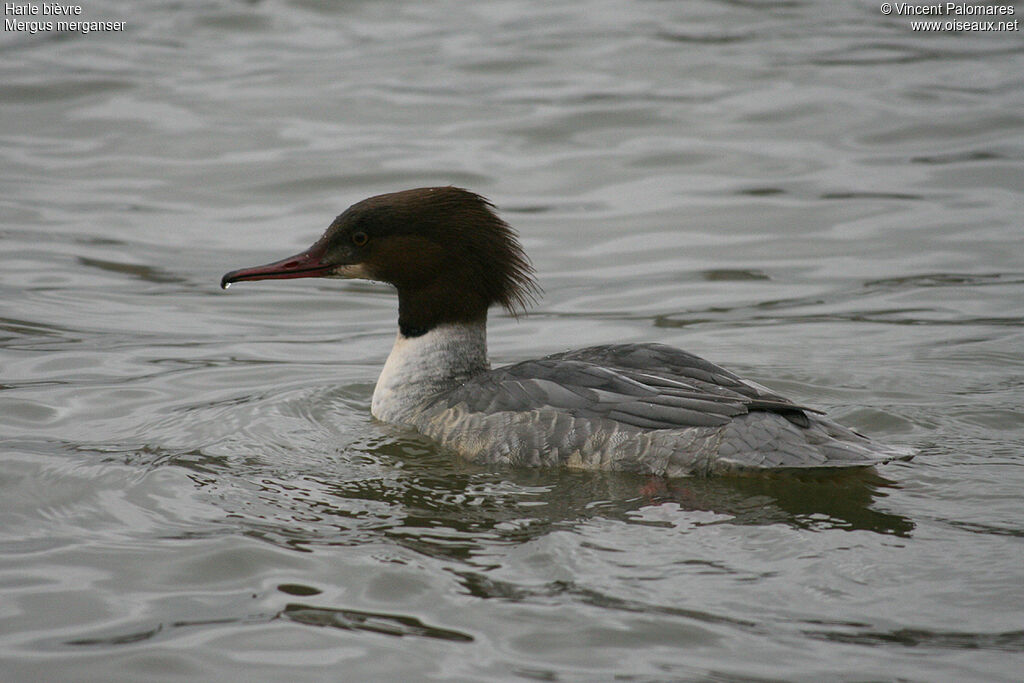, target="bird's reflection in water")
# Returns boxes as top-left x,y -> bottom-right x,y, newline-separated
494,464 -> 914,537
330,436 -> 915,559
